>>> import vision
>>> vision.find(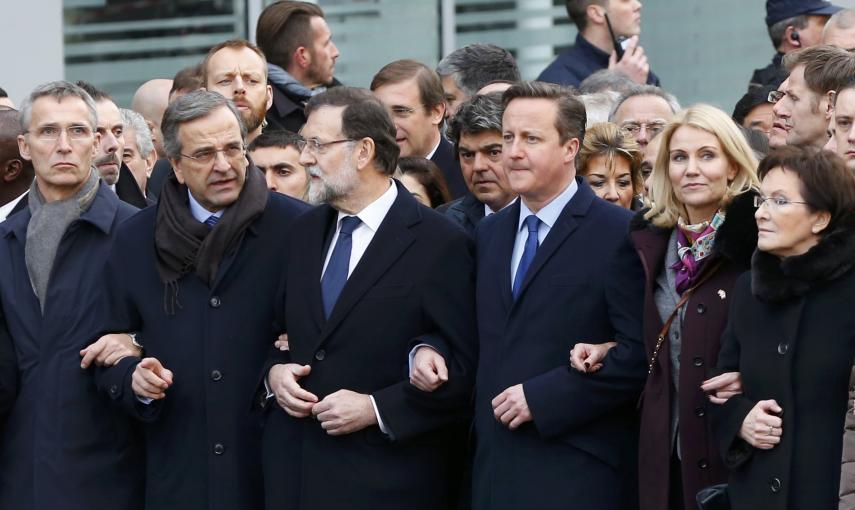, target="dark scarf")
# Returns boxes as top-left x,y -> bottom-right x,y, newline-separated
751,219 -> 855,303
154,165 -> 268,314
